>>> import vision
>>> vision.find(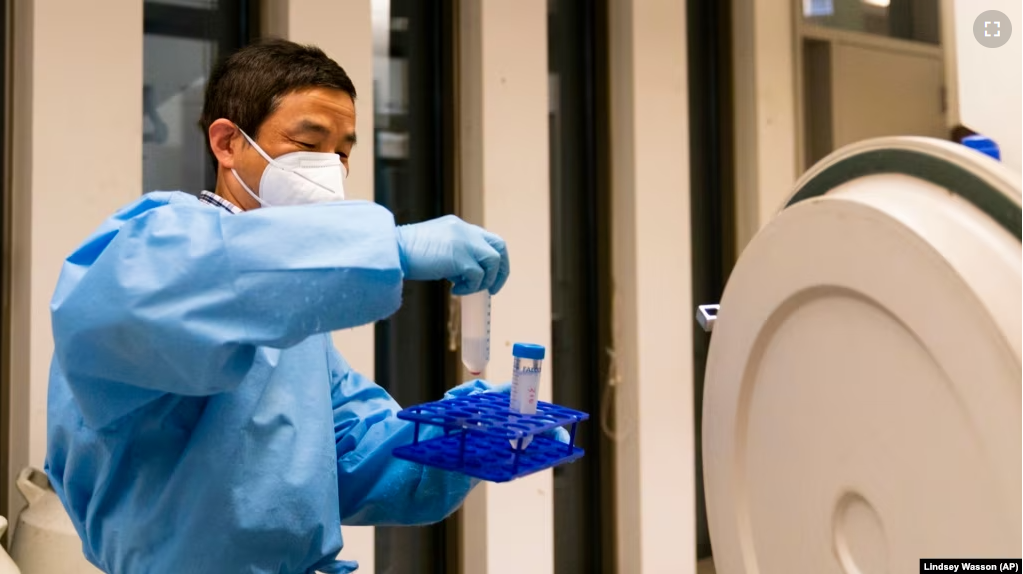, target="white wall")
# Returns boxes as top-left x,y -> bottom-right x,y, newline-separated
608,0 -> 694,572
950,0 -> 1022,172
6,0 -> 143,525
458,1 -> 555,573
731,0 -> 800,251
